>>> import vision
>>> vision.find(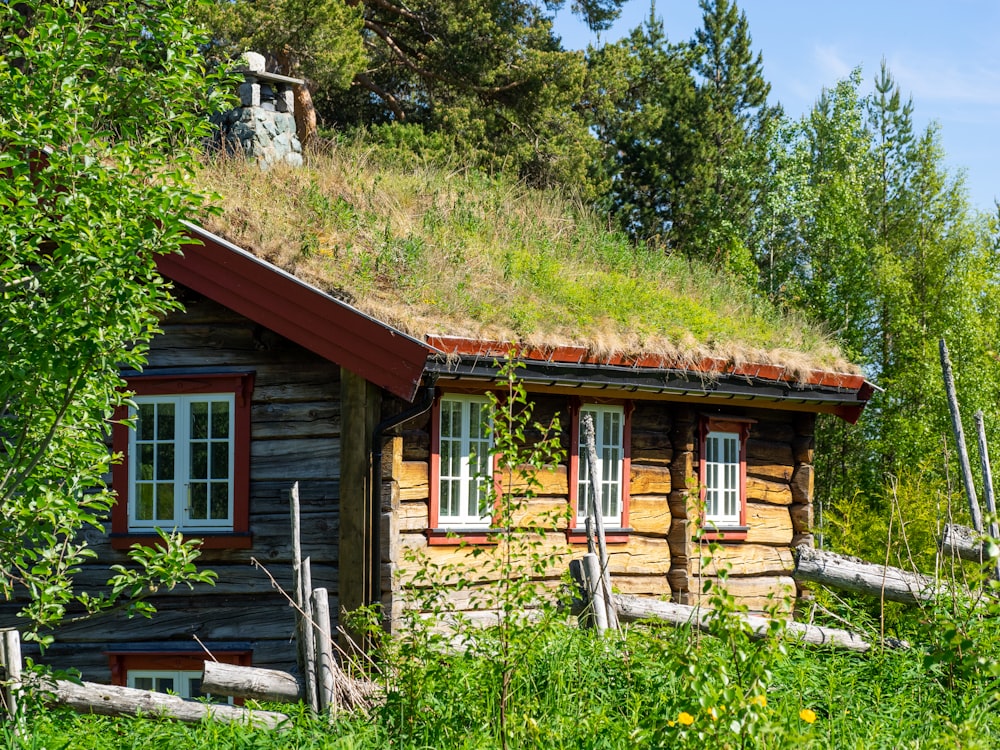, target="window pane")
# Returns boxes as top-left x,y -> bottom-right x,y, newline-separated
156,404 -> 175,441
155,677 -> 175,693
212,402 -> 230,439
138,404 -> 155,440
156,484 -> 174,520
137,484 -> 154,520
190,483 -> 208,520
211,482 -> 229,519
211,442 -> 229,479
156,444 -> 174,481
139,444 -> 154,480
133,677 -> 152,691
191,442 -> 208,479
191,401 -> 208,439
